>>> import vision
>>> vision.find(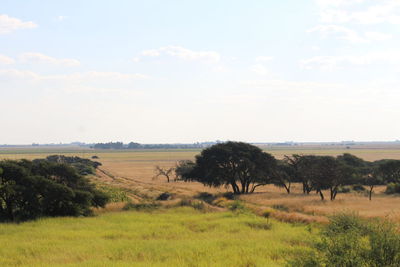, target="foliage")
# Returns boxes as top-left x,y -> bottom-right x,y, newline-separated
180,141 -> 277,194
291,213 -> 400,267
0,159 -> 109,222
41,155 -> 101,175
385,183 -> 400,194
